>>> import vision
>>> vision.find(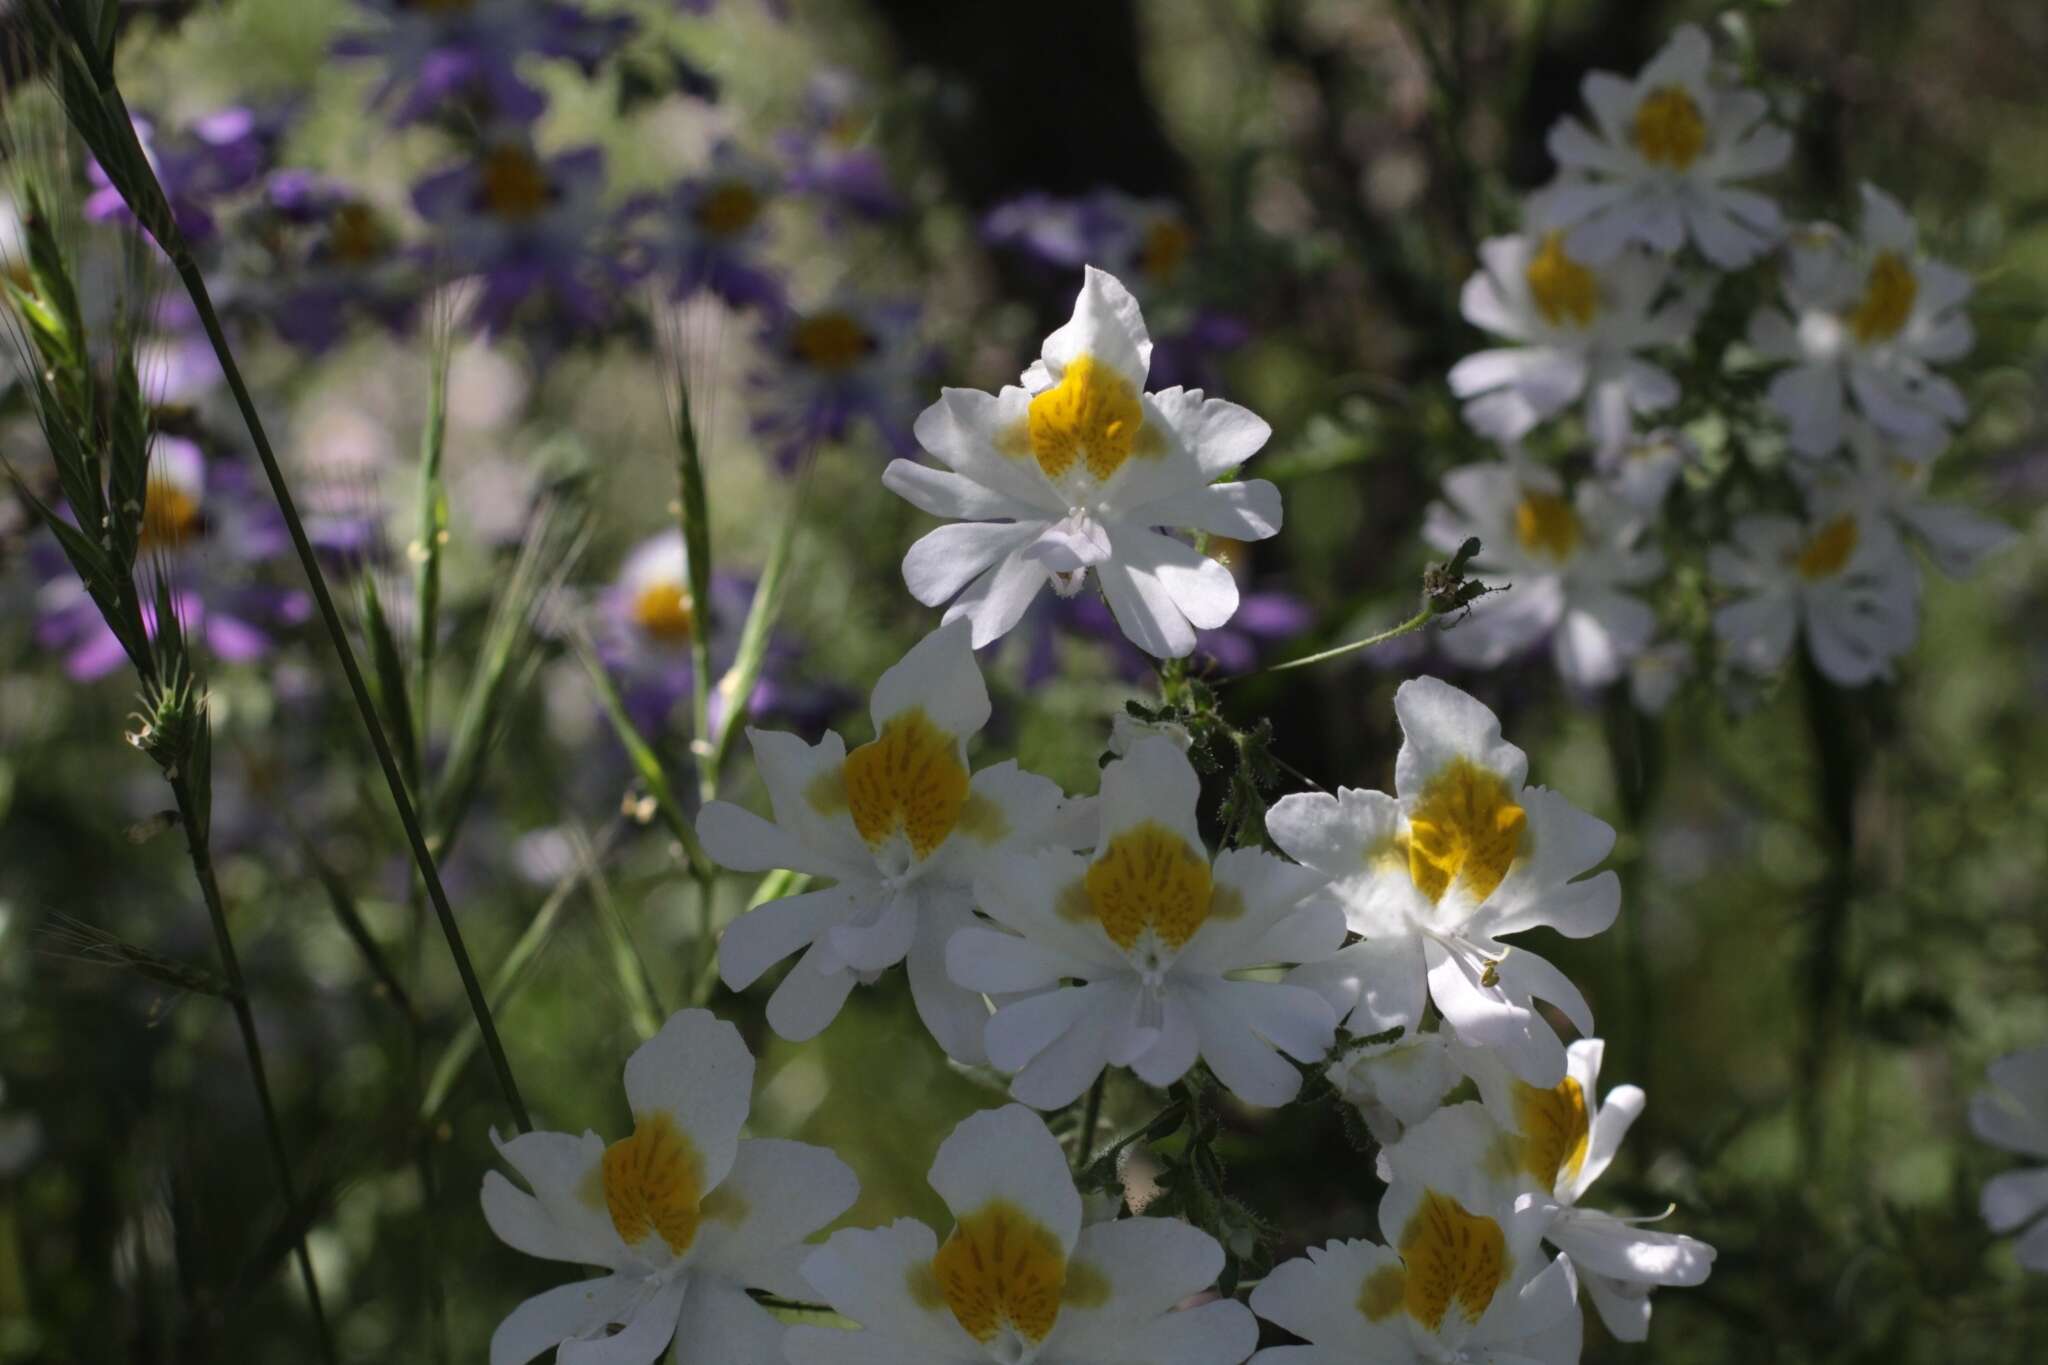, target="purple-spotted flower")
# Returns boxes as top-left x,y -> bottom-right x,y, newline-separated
413,140 -> 622,334
775,71 -> 902,222
34,438 -> 308,680
335,0 -> 634,126
749,295 -> 925,470
86,107 -> 283,244
628,144 -> 784,313
248,172 -> 418,350
984,189 -> 1197,293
